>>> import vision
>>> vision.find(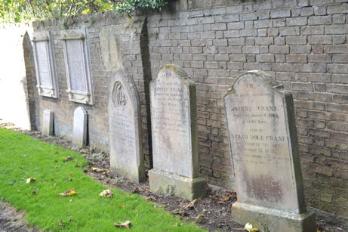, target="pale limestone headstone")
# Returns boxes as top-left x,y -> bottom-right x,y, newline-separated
224,71 -> 316,232
72,106 -> 88,147
109,70 -> 144,183
99,28 -> 122,71
149,64 -> 206,200
42,110 -> 54,136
